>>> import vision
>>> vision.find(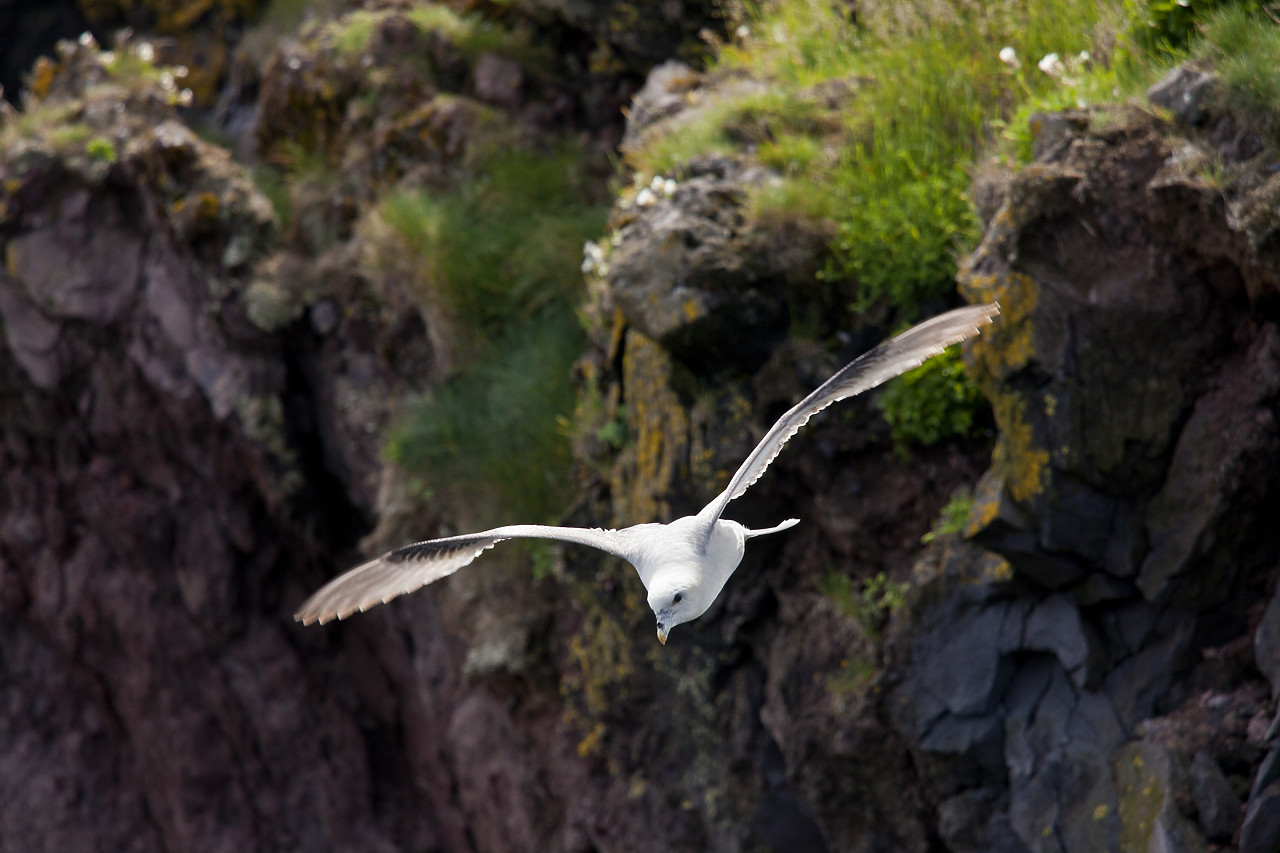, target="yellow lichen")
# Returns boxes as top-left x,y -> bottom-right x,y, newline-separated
576,722 -> 605,758
991,392 -> 1049,502
961,269 -> 1038,381
610,332 -> 690,525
